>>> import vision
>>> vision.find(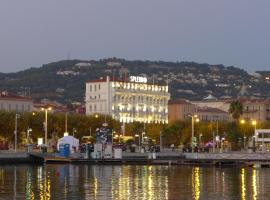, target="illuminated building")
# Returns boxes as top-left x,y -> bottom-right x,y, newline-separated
85,76 -> 170,123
